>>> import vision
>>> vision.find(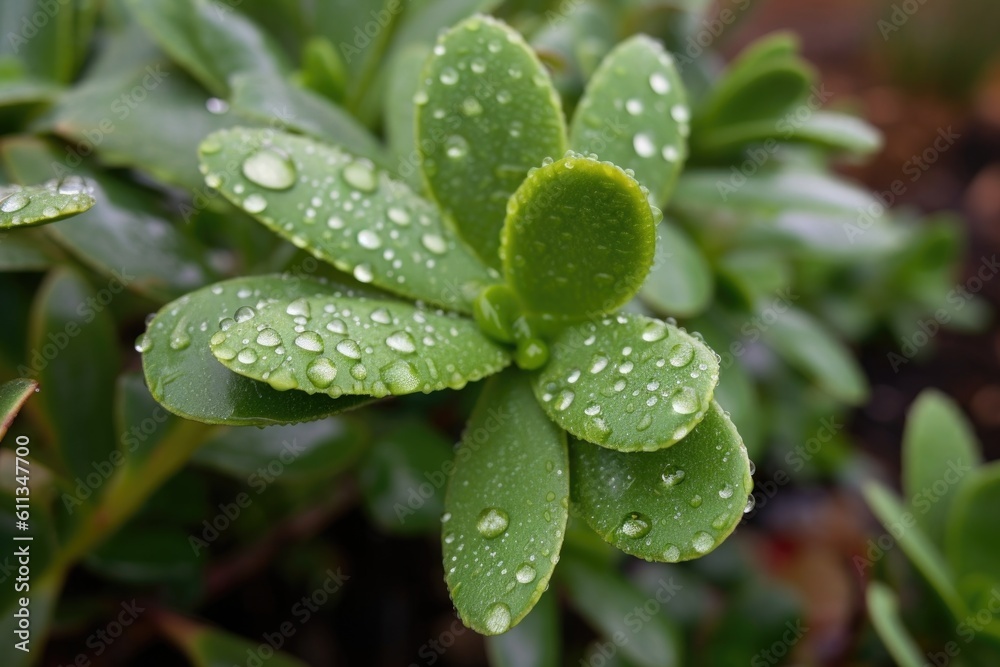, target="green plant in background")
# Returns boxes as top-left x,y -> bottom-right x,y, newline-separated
0,0 -> 991,664
865,390 -> 1000,667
